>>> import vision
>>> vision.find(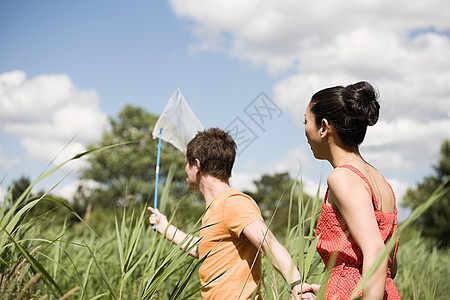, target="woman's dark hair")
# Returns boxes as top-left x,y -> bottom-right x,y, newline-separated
310,81 -> 380,149
186,128 -> 236,182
